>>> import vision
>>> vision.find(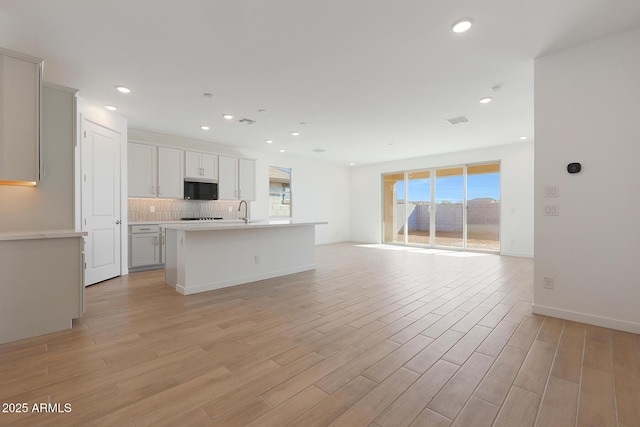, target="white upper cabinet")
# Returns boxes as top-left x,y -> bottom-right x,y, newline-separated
128,142 -> 183,198
238,158 -> 256,201
0,48 -> 43,184
185,150 -> 217,180
157,147 -> 183,198
128,142 -> 157,197
218,155 -> 255,201
218,155 -> 237,200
